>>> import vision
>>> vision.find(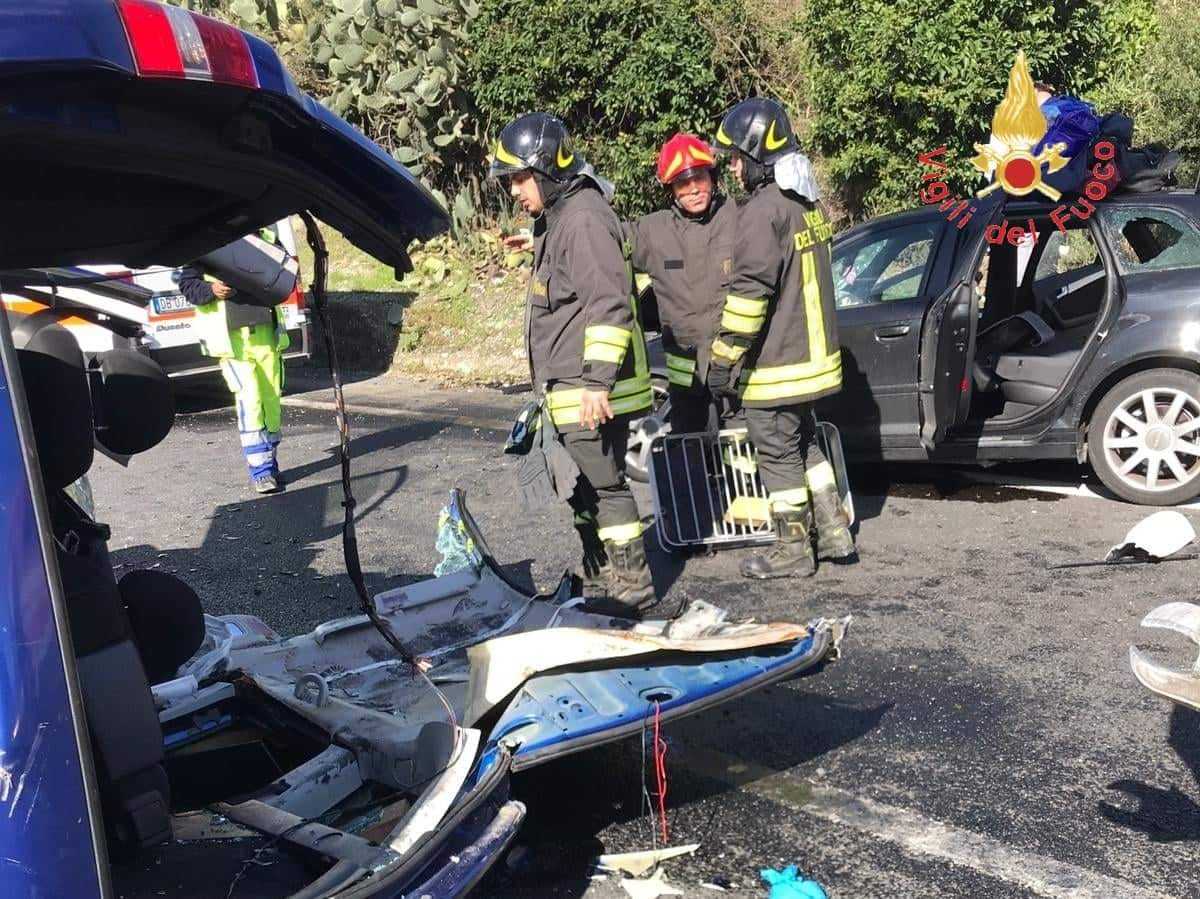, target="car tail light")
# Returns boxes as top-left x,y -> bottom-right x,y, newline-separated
117,0 -> 259,89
